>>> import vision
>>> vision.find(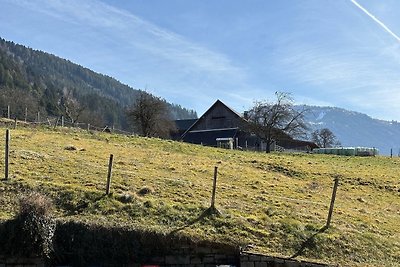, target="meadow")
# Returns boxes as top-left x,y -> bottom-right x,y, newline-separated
0,124 -> 399,266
